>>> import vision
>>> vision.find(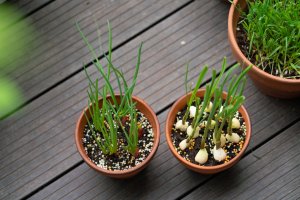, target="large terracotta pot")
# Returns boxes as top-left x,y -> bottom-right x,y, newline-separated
228,0 -> 300,98
75,95 -> 160,178
165,89 -> 251,174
